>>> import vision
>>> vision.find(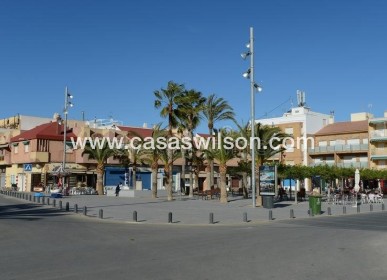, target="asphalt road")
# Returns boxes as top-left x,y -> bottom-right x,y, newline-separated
1,195 -> 387,280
